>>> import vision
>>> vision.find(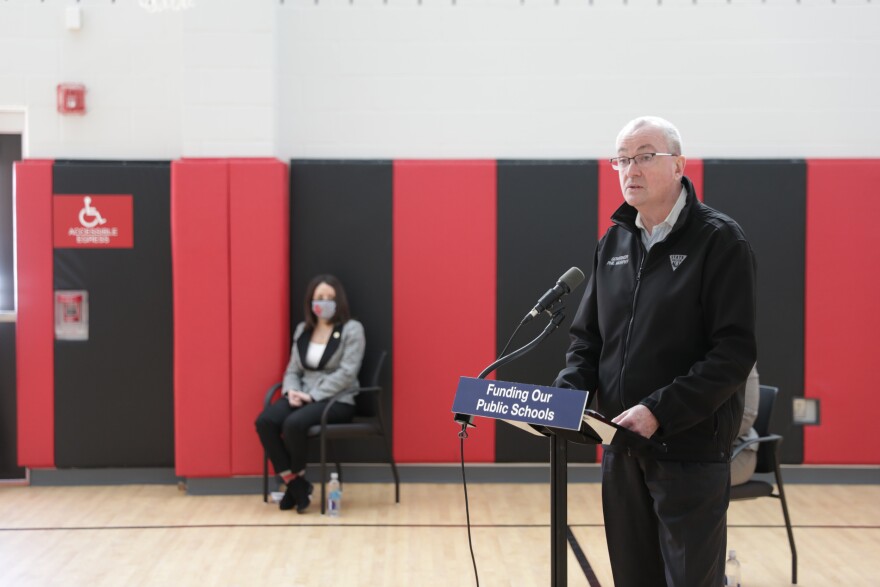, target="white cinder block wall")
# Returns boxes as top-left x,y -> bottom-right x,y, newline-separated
0,0 -> 878,160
